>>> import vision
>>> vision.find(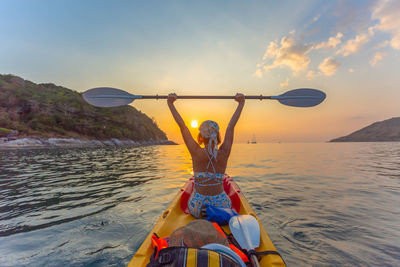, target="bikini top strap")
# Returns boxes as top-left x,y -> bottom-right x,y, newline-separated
203,147 -> 216,173
193,148 -> 222,187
